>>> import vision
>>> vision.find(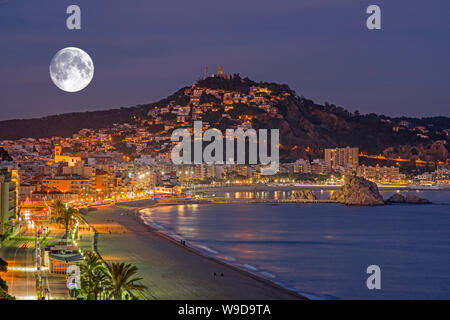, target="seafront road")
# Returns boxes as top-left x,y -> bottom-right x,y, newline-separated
0,226 -> 70,300
0,230 -> 37,300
